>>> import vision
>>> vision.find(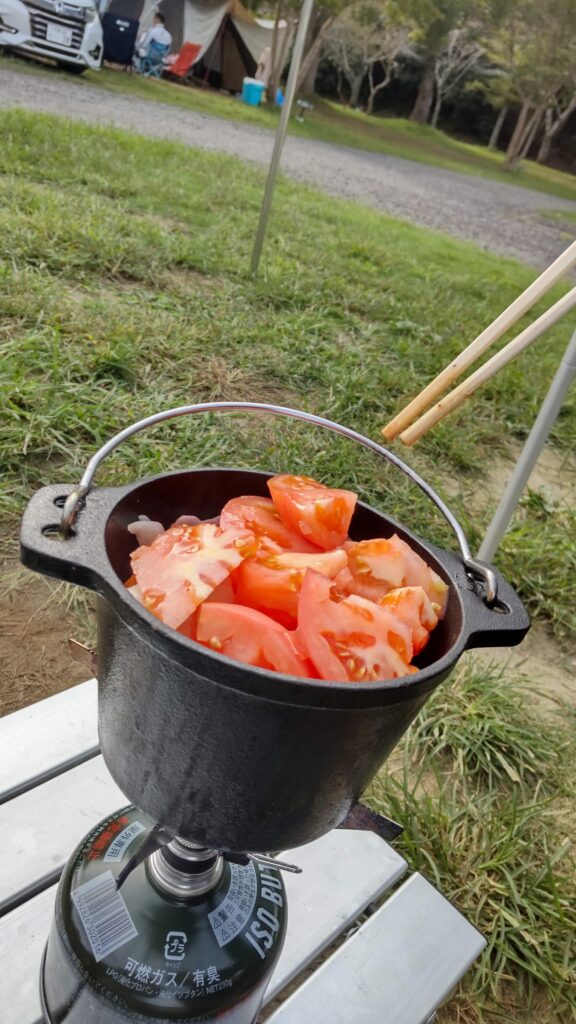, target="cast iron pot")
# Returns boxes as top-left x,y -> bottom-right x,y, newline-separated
20,403 -> 529,853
